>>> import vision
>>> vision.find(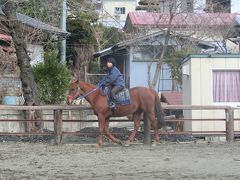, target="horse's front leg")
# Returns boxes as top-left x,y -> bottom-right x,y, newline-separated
97,114 -> 105,147
104,118 -> 123,145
